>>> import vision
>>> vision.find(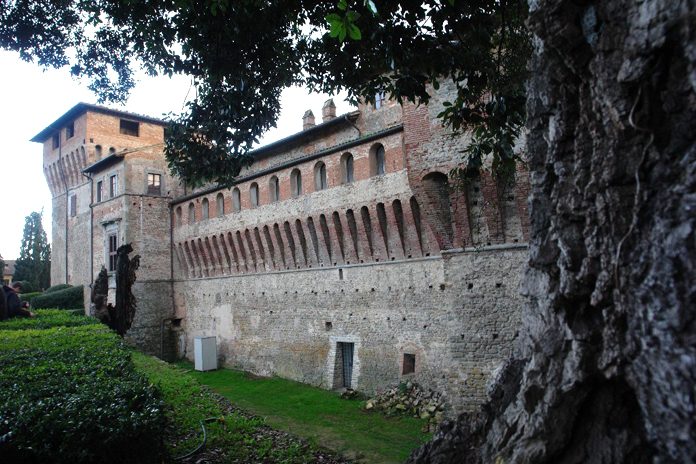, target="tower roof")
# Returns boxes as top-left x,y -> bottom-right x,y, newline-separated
30,102 -> 166,143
